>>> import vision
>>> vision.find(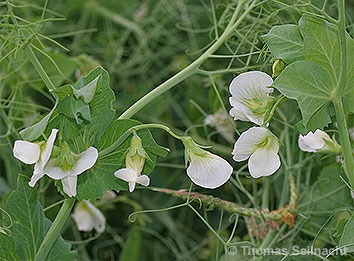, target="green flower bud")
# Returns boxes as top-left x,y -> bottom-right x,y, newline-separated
272,59 -> 285,78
